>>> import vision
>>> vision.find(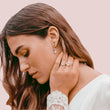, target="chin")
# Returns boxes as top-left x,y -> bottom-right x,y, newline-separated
37,78 -> 48,85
